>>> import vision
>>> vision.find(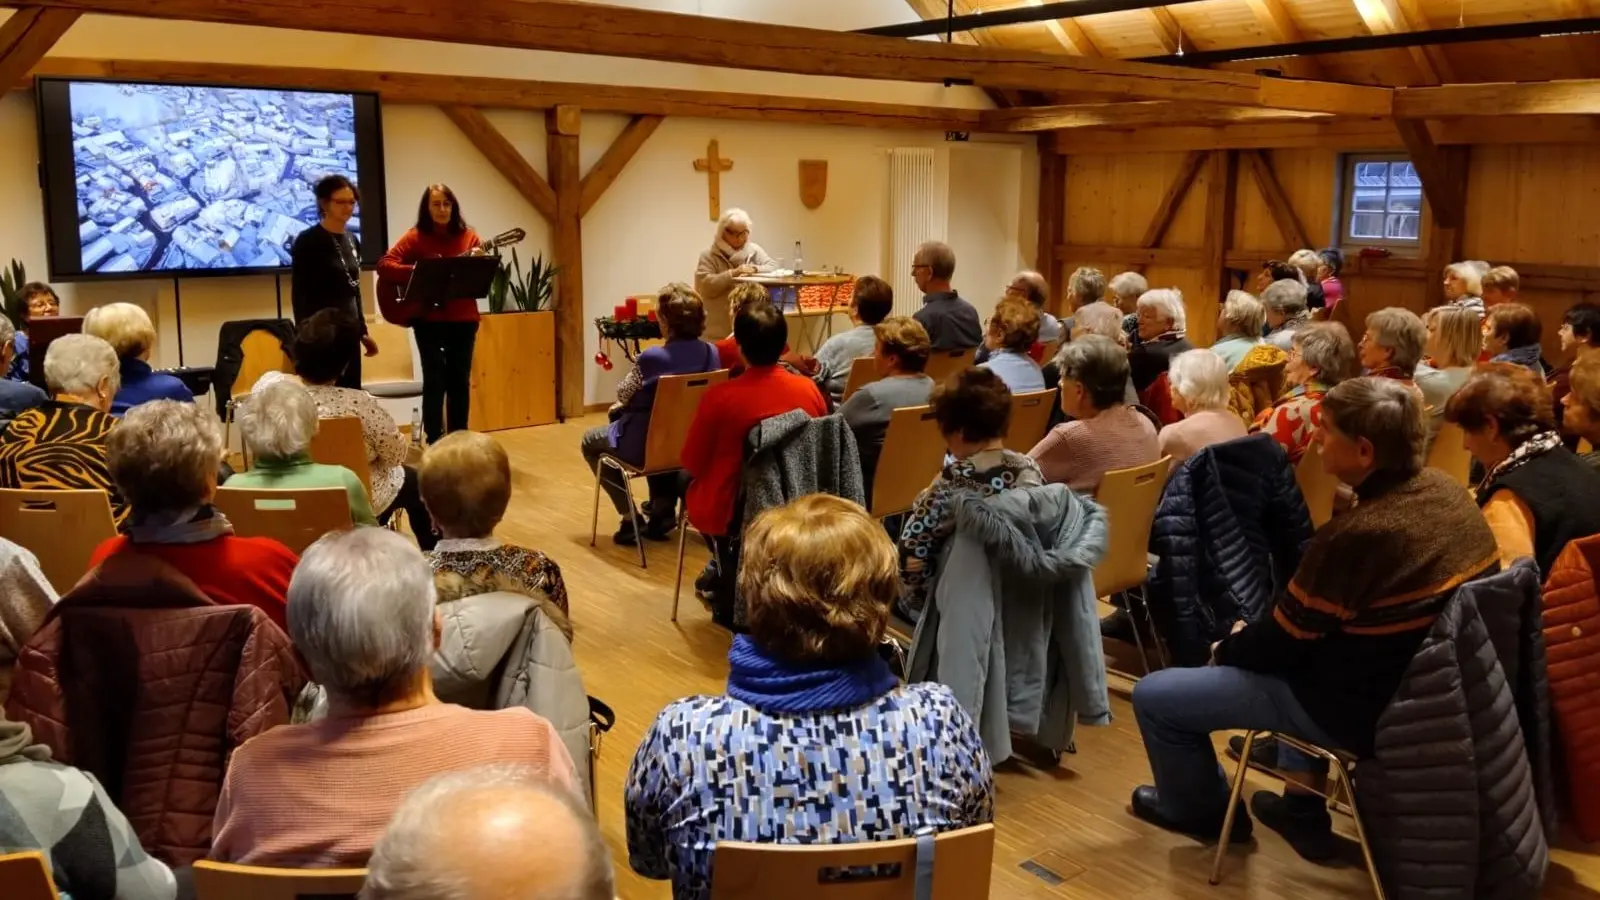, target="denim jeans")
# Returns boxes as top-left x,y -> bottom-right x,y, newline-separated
1132,665 -> 1339,821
